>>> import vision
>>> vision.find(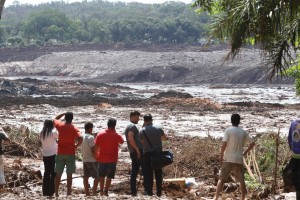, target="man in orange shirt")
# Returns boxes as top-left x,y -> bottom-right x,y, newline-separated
53,112 -> 82,197
94,118 -> 124,196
